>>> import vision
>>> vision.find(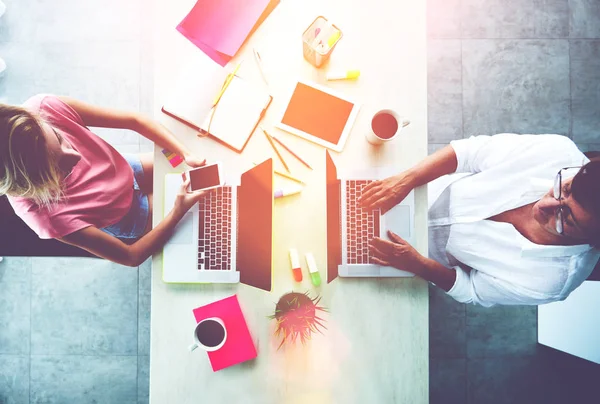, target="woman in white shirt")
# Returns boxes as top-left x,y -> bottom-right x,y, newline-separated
360,134 -> 600,307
